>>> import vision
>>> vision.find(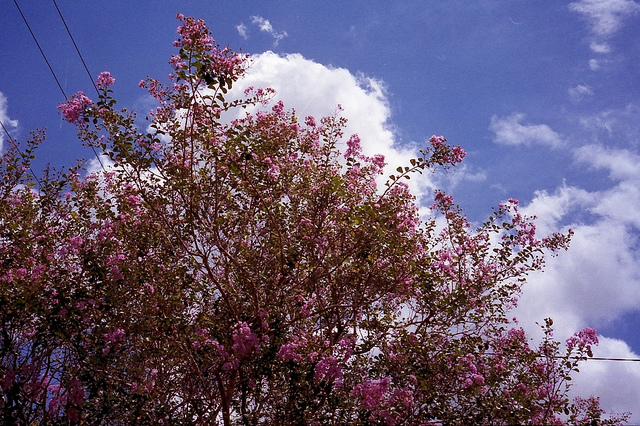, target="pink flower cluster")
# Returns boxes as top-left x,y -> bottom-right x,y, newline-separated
431,190 -> 455,211
263,156 -> 280,180
278,334 -> 308,363
57,92 -> 93,125
96,71 -> 115,89
314,354 -> 342,383
566,327 -> 598,353
344,134 -> 362,159
351,377 -> 414,425
231,321 -> 259,358
174,14 -> 213,51
429,135 -> 466,165
351,377 -> 392,411
103,328 -> 126,354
